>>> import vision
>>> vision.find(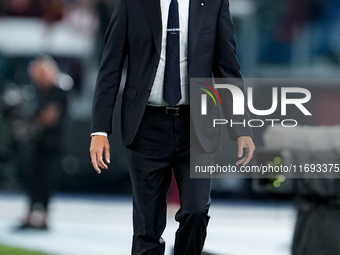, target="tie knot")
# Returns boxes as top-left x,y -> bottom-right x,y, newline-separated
167,0 -> 180,30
